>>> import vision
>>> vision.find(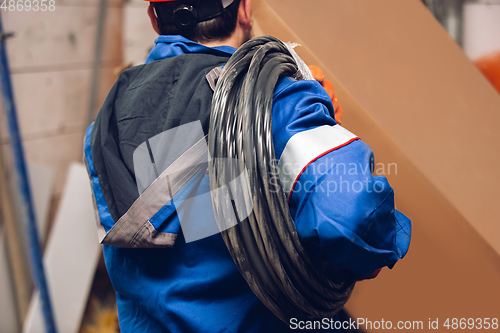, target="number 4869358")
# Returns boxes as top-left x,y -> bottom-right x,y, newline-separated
1,0 -> 55,11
